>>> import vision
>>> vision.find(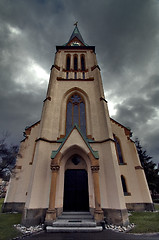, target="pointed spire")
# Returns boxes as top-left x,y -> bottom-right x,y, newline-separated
64,23 -> 88,46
